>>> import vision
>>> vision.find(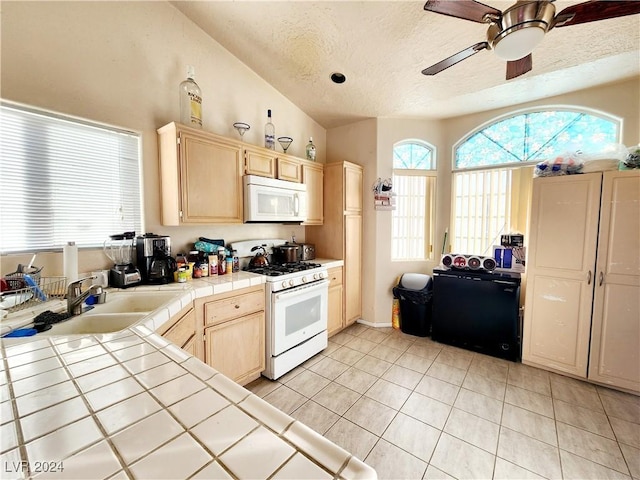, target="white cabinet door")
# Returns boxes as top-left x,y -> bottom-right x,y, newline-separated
588,171 -> 640,392
522,174 -> 602,377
